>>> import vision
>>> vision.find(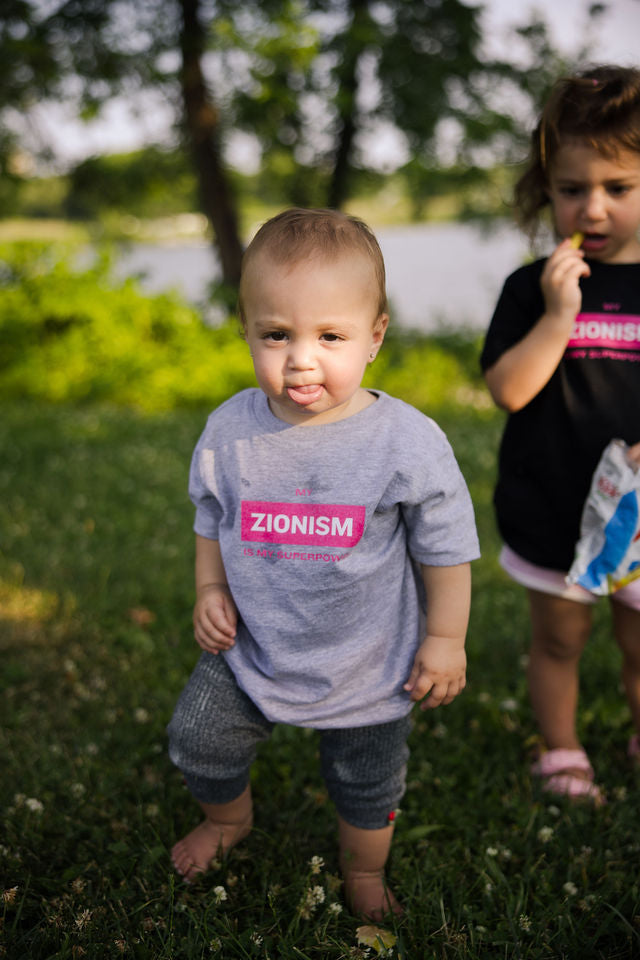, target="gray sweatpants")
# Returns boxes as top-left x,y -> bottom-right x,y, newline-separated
167,652 -> 411,830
